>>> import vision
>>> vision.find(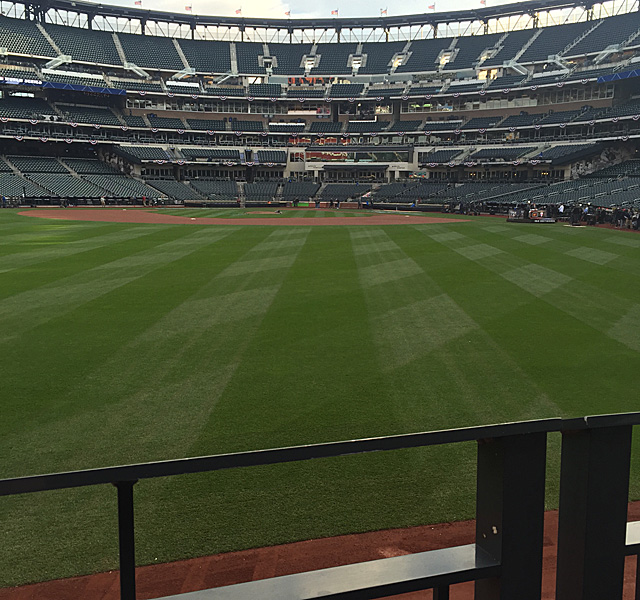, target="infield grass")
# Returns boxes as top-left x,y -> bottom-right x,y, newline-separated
1,208 -> 639,586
